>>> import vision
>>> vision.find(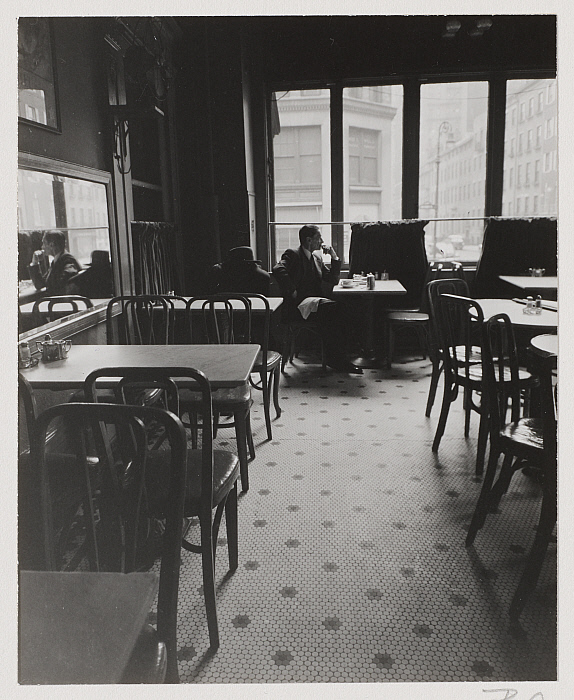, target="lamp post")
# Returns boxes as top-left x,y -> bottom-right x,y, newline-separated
433,121 -> 453,258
